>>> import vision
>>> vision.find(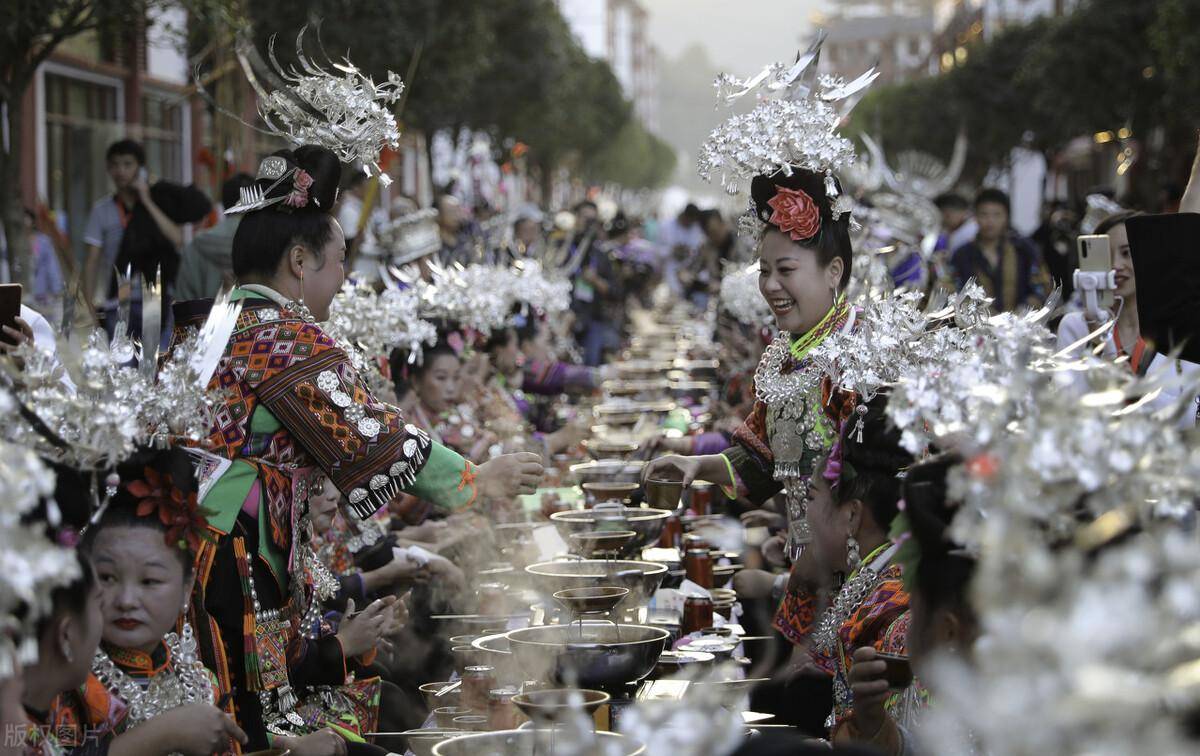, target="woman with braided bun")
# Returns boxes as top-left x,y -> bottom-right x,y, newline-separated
175,144 -> 544,752
781,396 -> 923,753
